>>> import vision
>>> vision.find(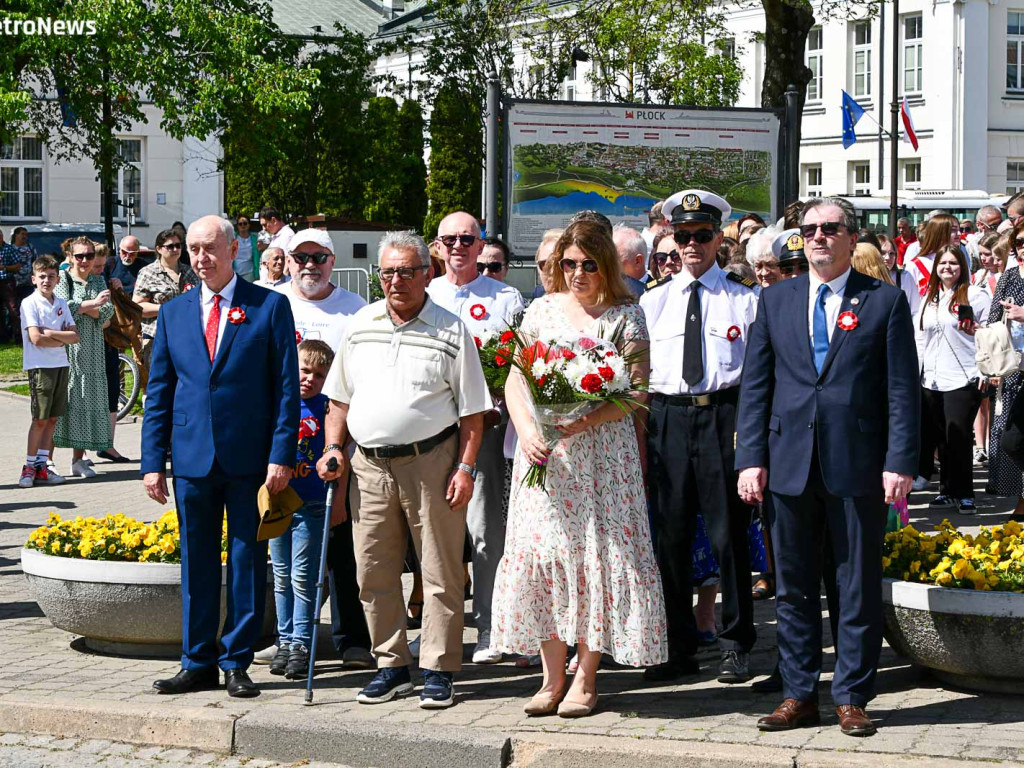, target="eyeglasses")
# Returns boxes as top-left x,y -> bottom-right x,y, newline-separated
654,250 -> 683,265
378,265 -> 430,282
672,229 -> 716,246
477,261 -> 504,274
72,251 -> 96,261
438,234 -> 478,249
160,242 -> 182,250
119,249 -> 138,256
291,252 -> 332,266
799,222 -> 846,239
779,262 -> 810,276
559,258 -> 599,274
